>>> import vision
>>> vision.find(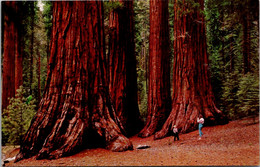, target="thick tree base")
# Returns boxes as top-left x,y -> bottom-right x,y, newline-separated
107,136 -> 133,152
154,104 -> 229,140
15,83 -> 134,162
138,123 -> 157,138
